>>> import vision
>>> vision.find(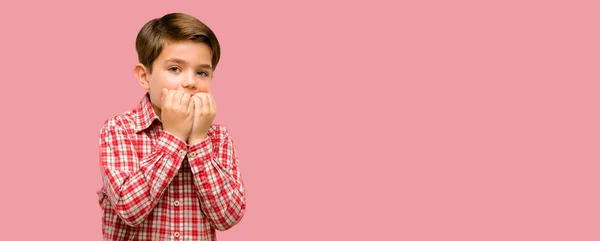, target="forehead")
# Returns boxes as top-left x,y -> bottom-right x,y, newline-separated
156,40 -> 212,63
